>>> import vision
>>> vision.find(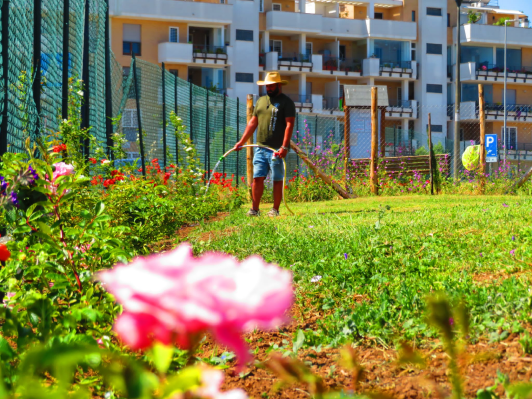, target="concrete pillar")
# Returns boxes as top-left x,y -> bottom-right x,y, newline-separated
299,73 -> 307,101
402,119 -> 409,138
300,0 -> 306,13
367,2 -> 374,19
299,33 -> 306,56
402,79 -> 409,103
262,31 -> 270,53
